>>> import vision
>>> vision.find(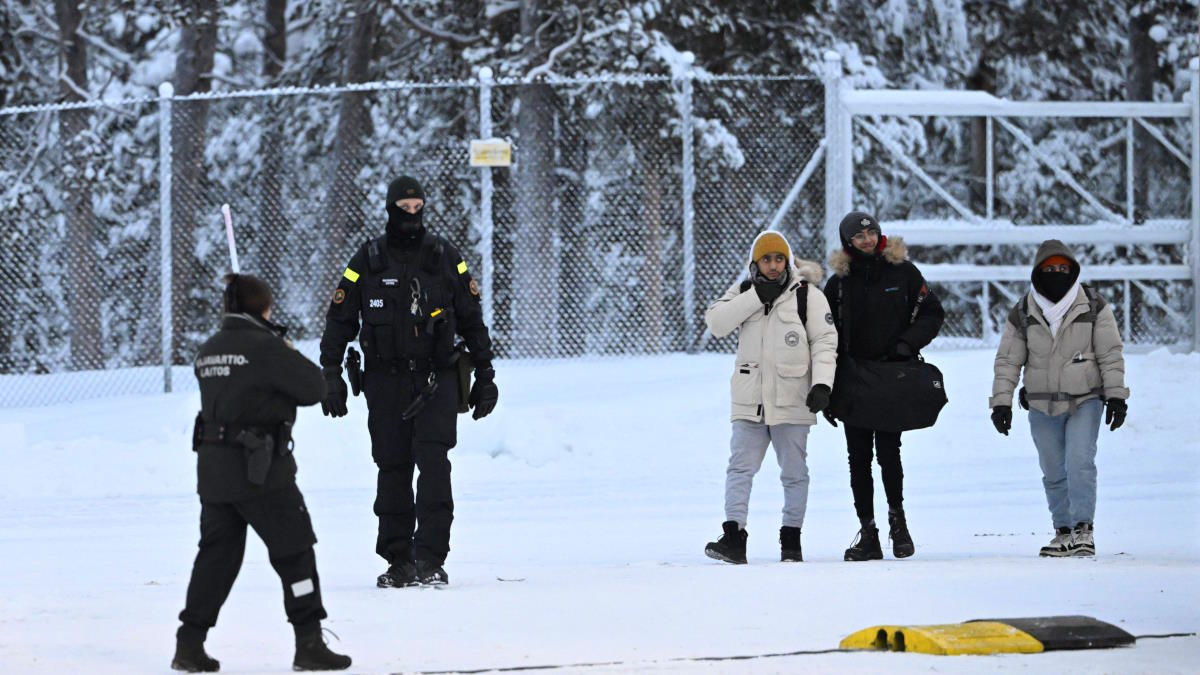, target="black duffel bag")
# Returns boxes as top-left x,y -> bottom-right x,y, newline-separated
828,355 -> 947,432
